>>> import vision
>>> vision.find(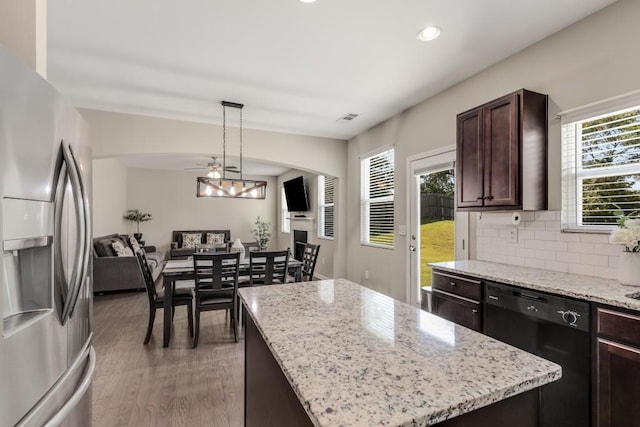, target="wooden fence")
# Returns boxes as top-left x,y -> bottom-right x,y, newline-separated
421,193 -> 454,222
